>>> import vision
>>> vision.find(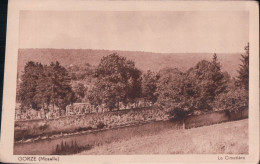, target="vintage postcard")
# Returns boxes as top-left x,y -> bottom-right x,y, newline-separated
0,0 -> 259,163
